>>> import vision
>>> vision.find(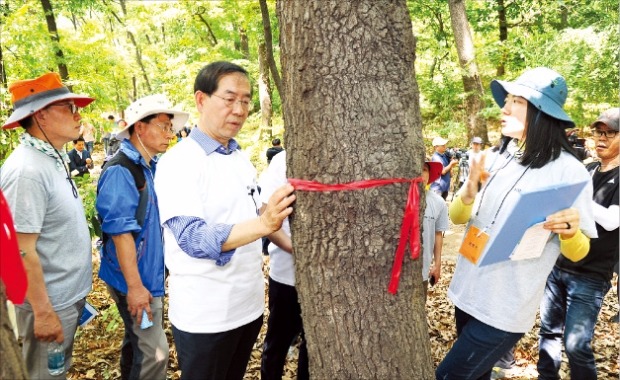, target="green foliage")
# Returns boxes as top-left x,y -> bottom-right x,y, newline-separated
0,130 -> 20,164
0,0 -> 616,155
98,303 -> 122,333
74,175 -> 102,239
407,0 -> 619,143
